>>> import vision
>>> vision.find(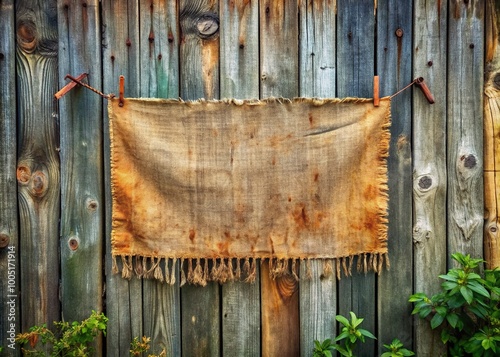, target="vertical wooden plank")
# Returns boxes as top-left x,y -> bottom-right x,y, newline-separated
139,1 -> 181,355
336,1 -> 376,355
220,1 -> 261,356
102,1 -> 142,355
484,0 -> 500,269
376,1 -> 413,353
260,1 -> 300,356
447,1 -> 484,262
16,0 -> 60,337
179,1 -> 221,356
413,0 -> 448,355
58,0 -> 104,338
298,1 -> 337,356
0,1 -> 19,355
